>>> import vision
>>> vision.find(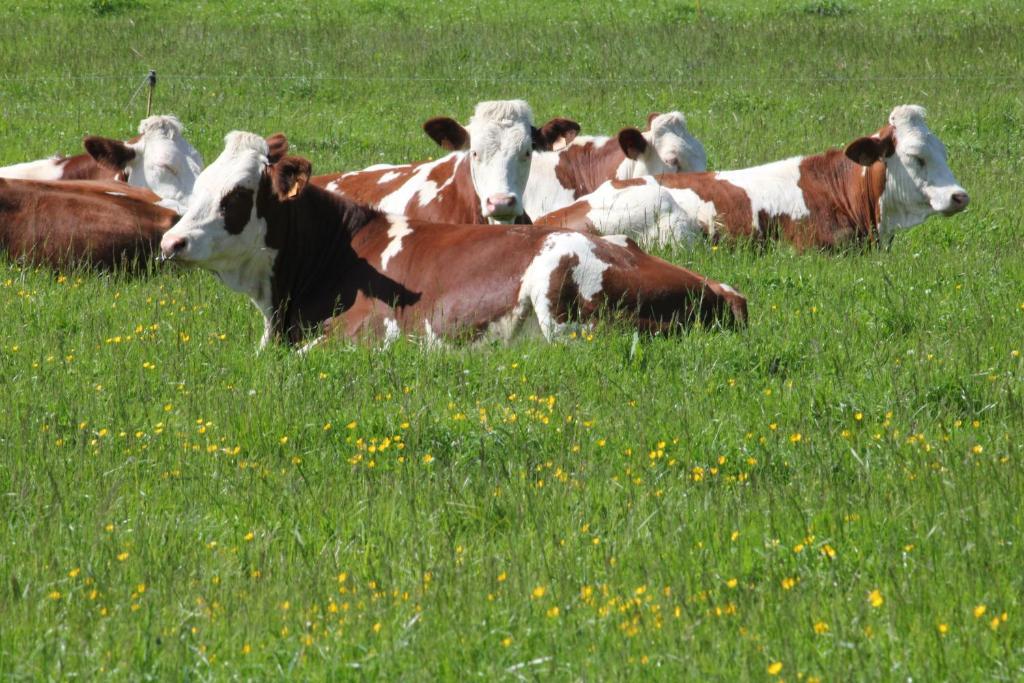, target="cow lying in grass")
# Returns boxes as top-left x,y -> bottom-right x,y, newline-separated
160,132 -> 747,349
524,111 -> 707,219
0,115 -> 203,214
312,100 -> 580,224
0,178 -> 178,269
535,106 -> 969,249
